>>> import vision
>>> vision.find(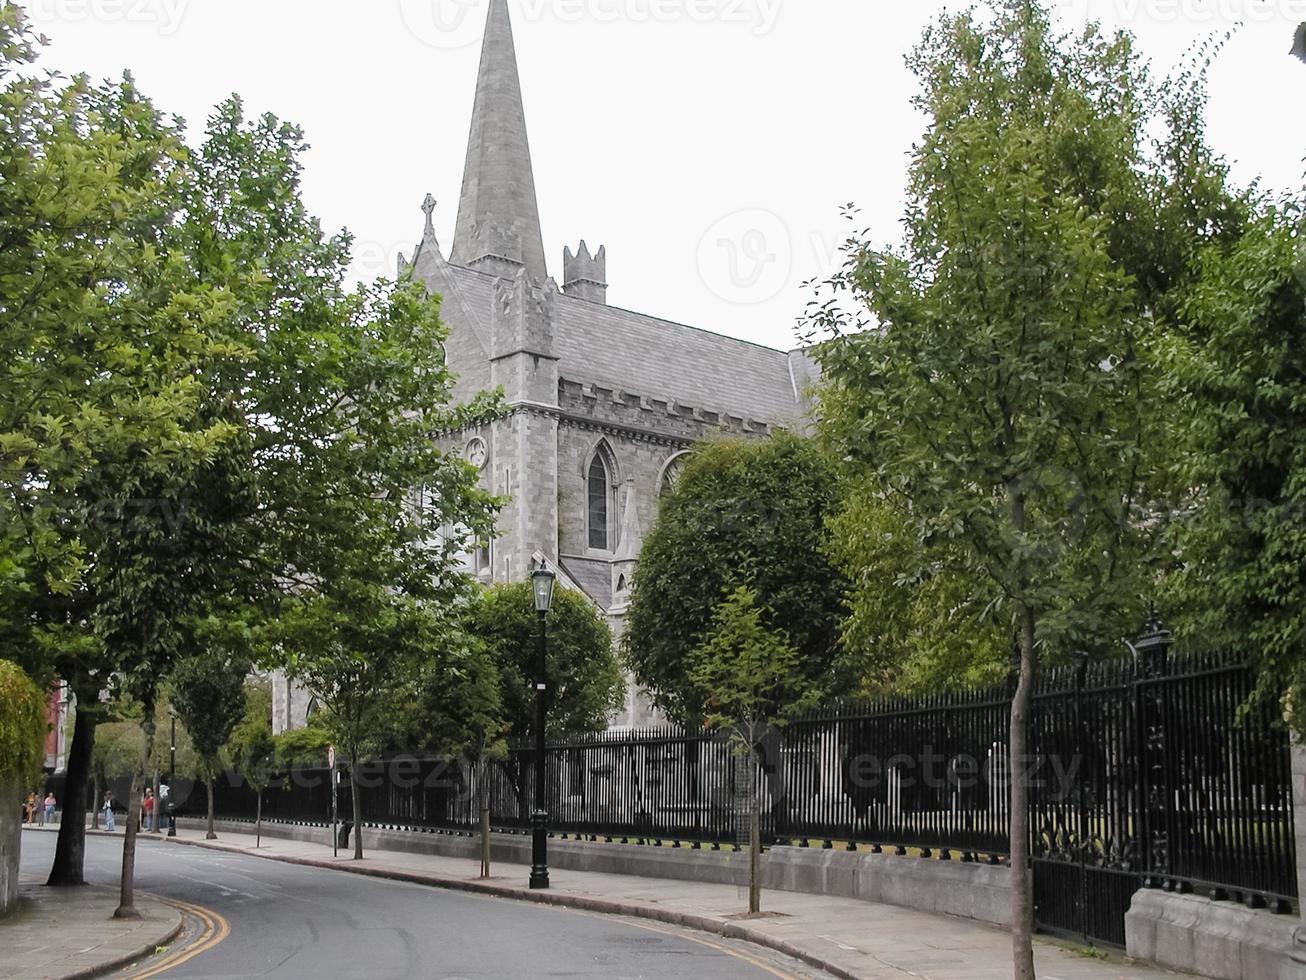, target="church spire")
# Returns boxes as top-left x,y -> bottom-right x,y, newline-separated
450,0 -> 548,282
